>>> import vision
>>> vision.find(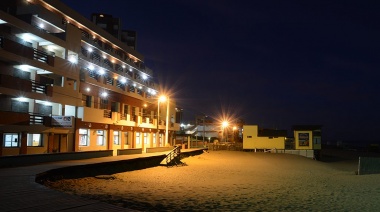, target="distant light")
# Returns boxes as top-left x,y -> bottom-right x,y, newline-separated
120,78 -> 127,83
133,83 -> 136,87
222,121 -> 229,128
88,65 -> 94,70
102,55 -> 106,59
138,86 -> 142,89
88,48 -> 93,52
39,23 -> 44,28
122,65 -> 126,68
101,92 -> 107,97
142,74 -> 147,80
151,90 -> 157,95
86,87 -> 90,92
98,69 -> 105,75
